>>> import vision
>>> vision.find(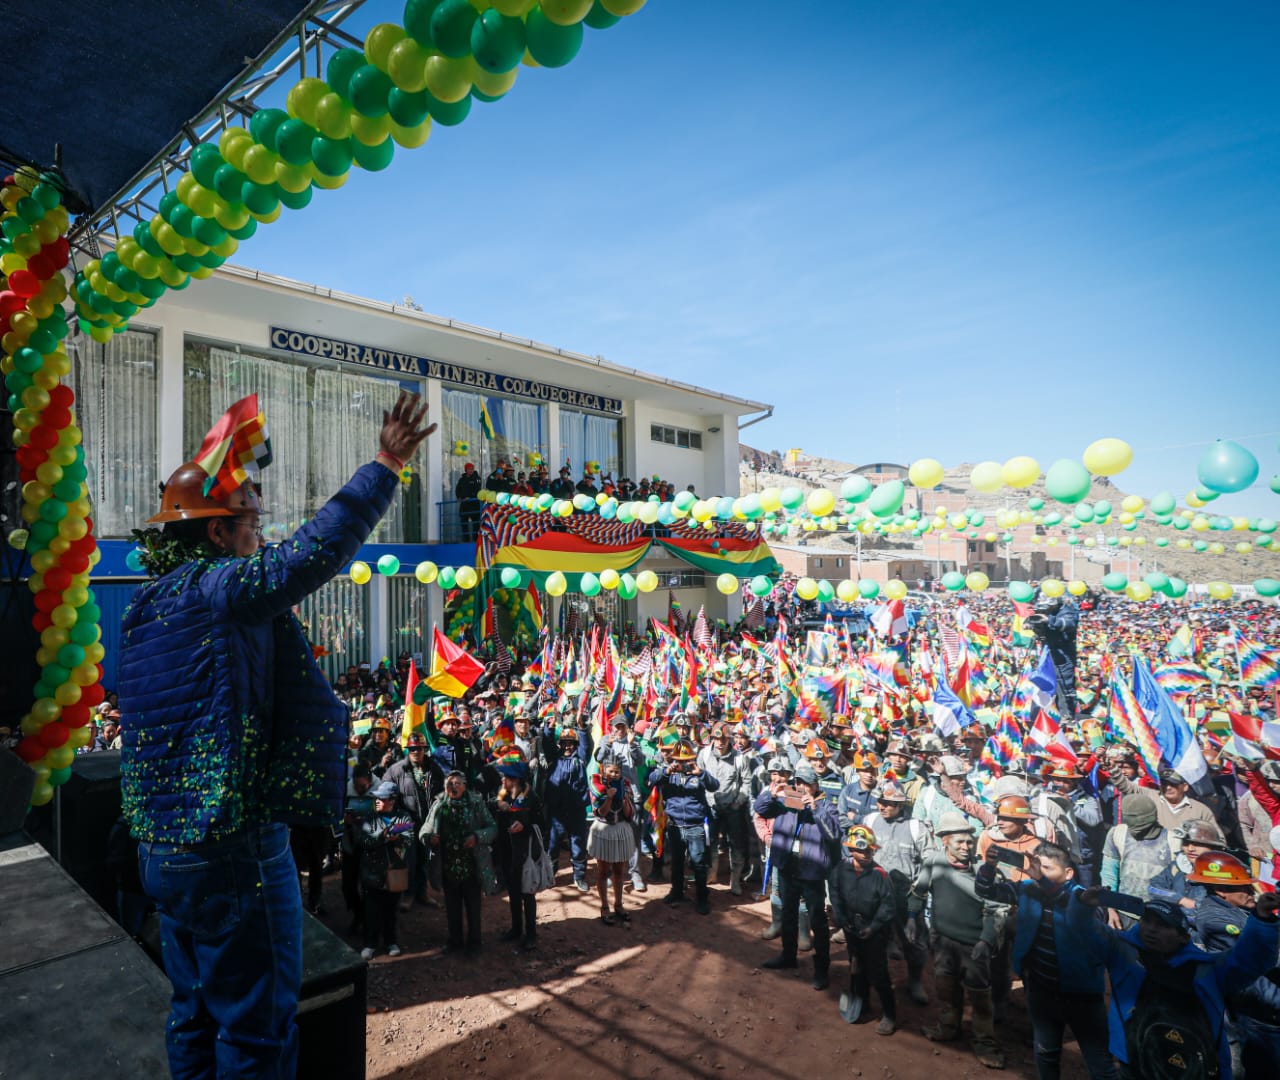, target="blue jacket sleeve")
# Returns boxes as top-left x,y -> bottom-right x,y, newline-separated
1213,914 -> 1280,997
206,462 -> 399,622
754,788 -> 780,819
